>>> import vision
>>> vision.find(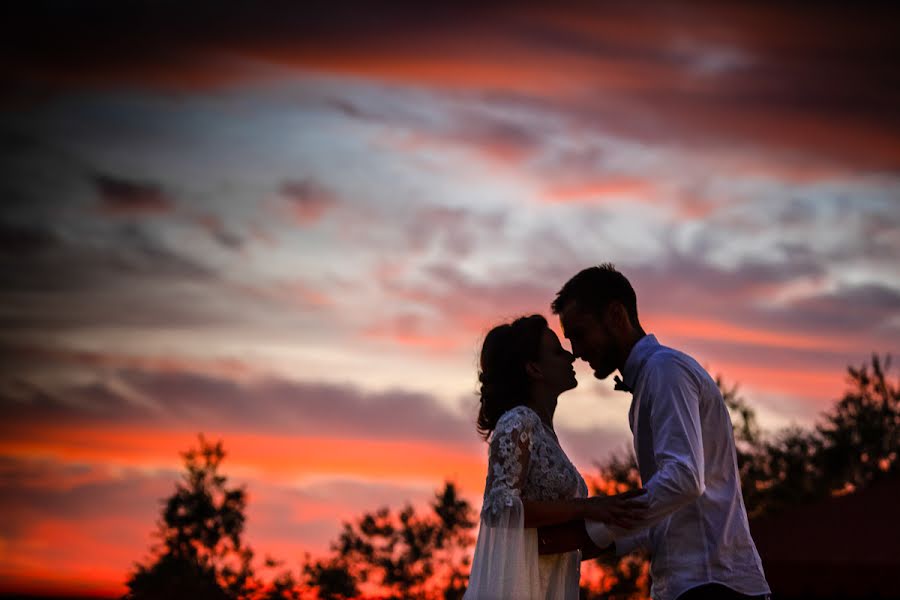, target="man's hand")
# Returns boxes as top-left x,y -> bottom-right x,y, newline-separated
581,489 -> 649,529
